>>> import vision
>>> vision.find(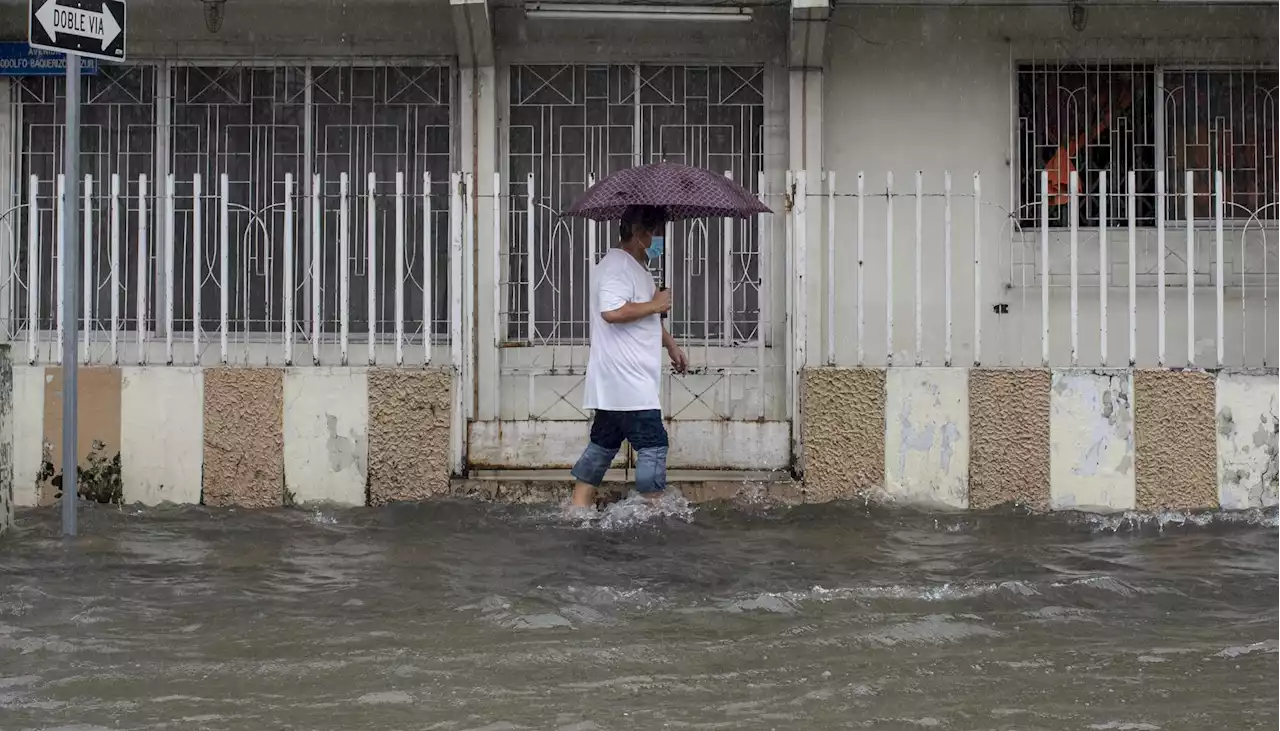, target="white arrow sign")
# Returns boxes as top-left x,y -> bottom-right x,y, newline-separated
35,0 -> 121,51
